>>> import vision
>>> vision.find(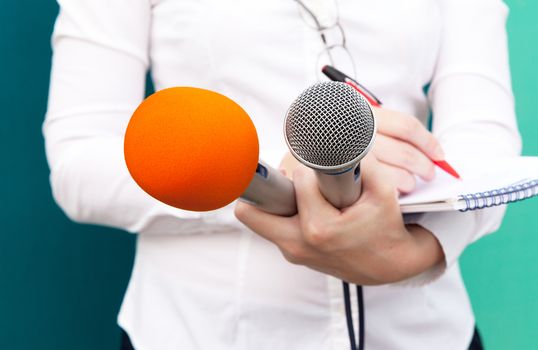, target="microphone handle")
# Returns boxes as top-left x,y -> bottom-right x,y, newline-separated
240,161 -> 297,216
316,163 -> 362,209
